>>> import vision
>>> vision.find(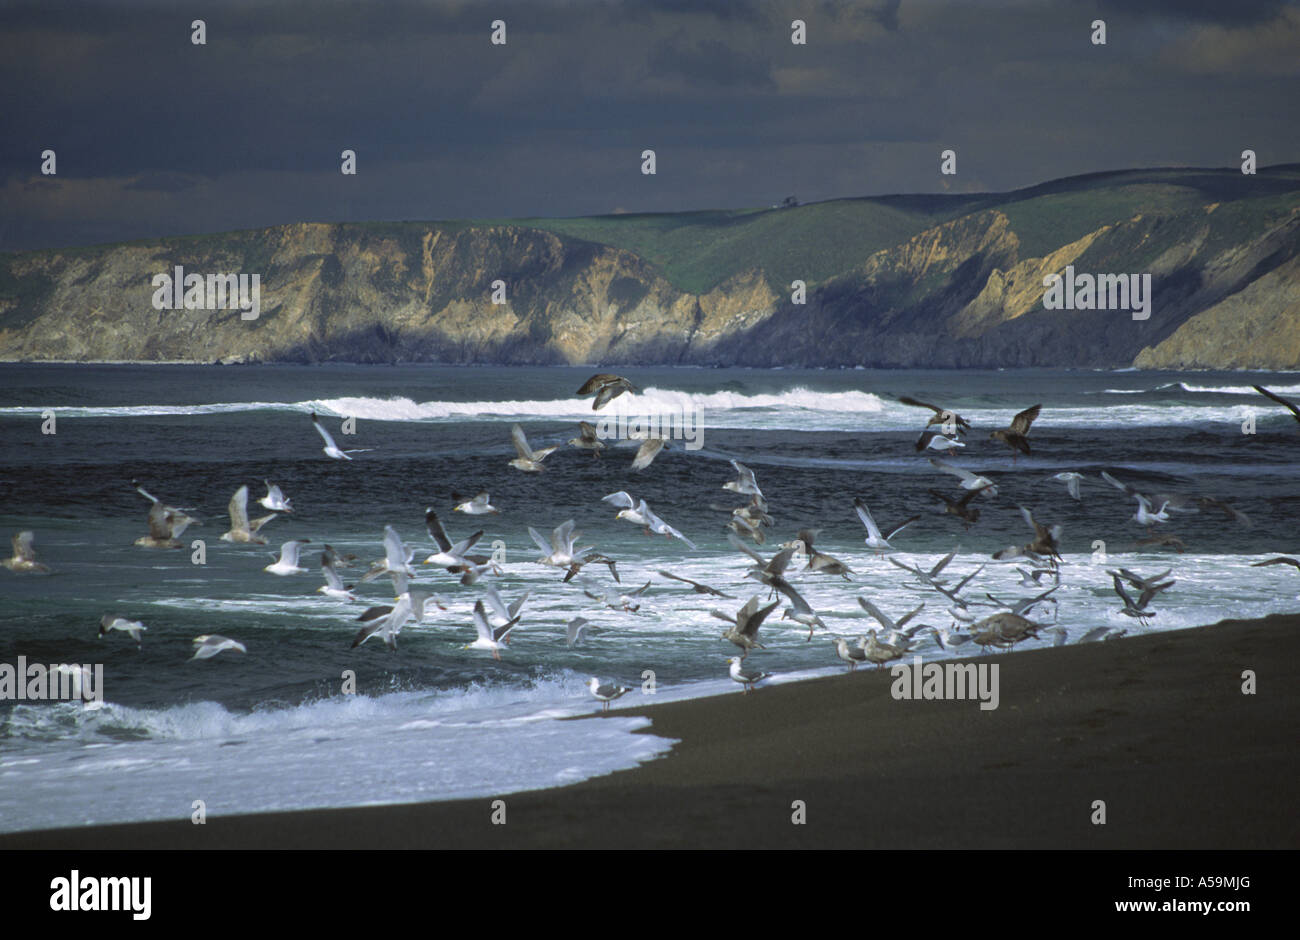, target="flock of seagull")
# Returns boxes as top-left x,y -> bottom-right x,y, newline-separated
4,377 -> 1298,708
